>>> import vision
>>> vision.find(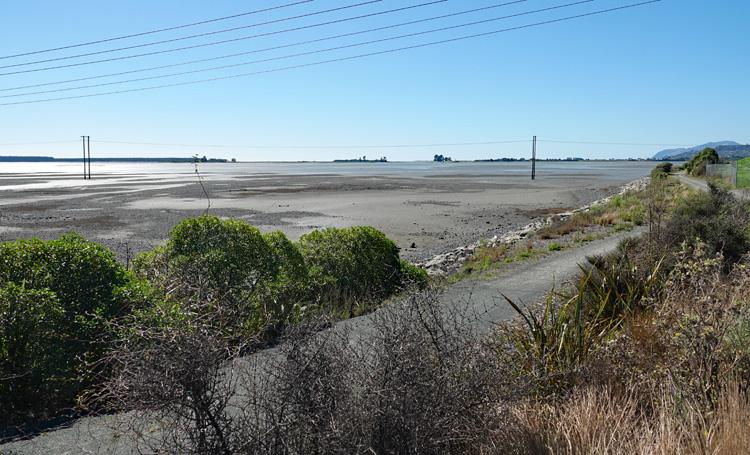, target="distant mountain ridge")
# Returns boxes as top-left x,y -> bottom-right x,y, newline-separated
653,141 -> 750,160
